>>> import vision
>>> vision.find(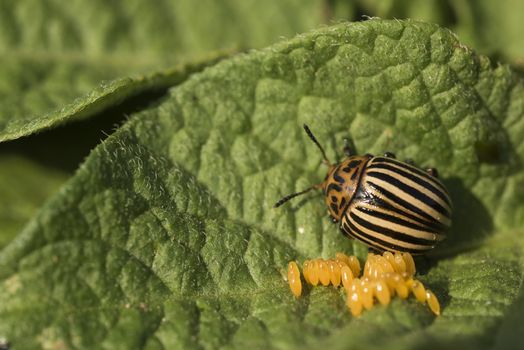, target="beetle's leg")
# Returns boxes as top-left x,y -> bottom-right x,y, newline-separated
343,138 -> 352,157
426,168 -> 439,178
383,152 -> 396,158
404,158 -> 415,166
328,212 -> 339,224
367,246 -> 382,255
